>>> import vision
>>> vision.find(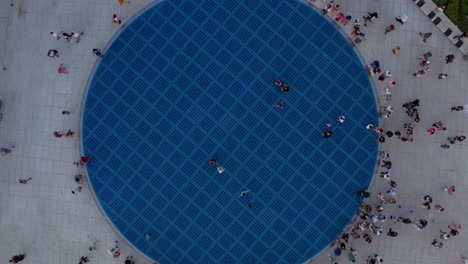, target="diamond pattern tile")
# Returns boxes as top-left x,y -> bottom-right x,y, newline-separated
82,0 -> 378,263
